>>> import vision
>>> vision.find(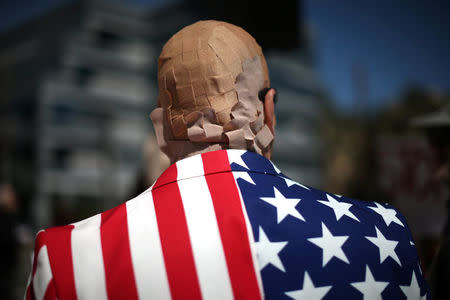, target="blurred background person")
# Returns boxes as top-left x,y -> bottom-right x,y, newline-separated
0,183 -> 34,299
413,104 -> 450,299
0,183 -> 19,299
